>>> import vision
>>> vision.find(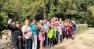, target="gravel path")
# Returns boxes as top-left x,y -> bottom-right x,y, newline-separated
0,28 -> 94,49
47,28 -> 94,49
